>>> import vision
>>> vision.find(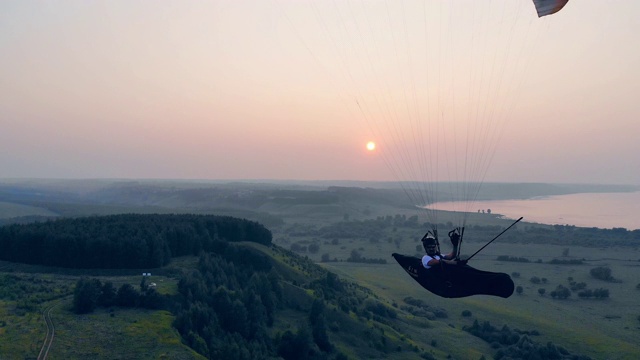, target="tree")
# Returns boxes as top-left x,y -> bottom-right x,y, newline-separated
311,312 -> 331,352
278,327 -> 315,360
73,278 -> 101,314
116,283 -> 139,307
140,288 -> 163,309
348,249 -> 362,262
538,288 -> 546,296
98,281 -> 117,307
